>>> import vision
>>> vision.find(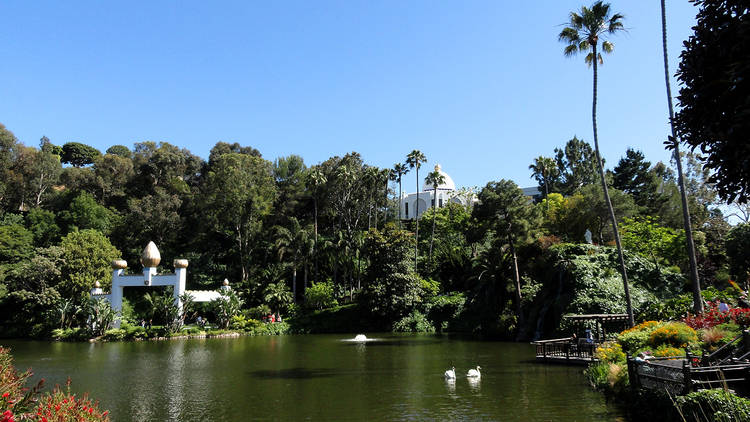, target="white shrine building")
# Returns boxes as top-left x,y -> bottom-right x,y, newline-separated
399,164 -> 472,220
398,164 -> 542,220
91,241 -> 231,328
